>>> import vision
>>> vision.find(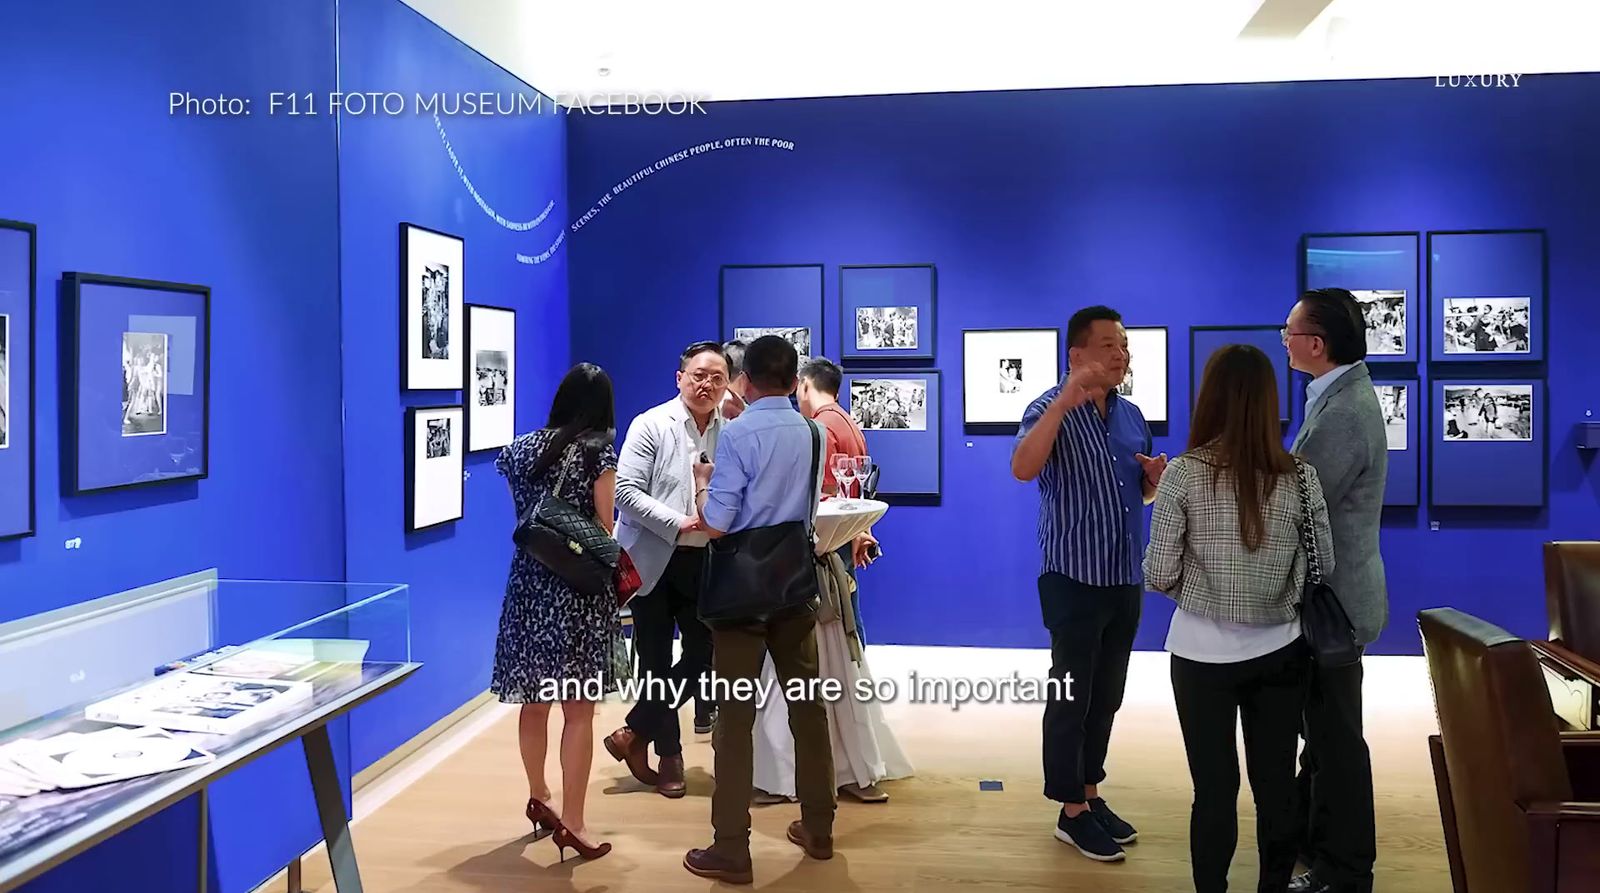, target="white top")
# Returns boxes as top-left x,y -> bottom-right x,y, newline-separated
1165,608 -> 1300,664
678,410 -> 720,548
